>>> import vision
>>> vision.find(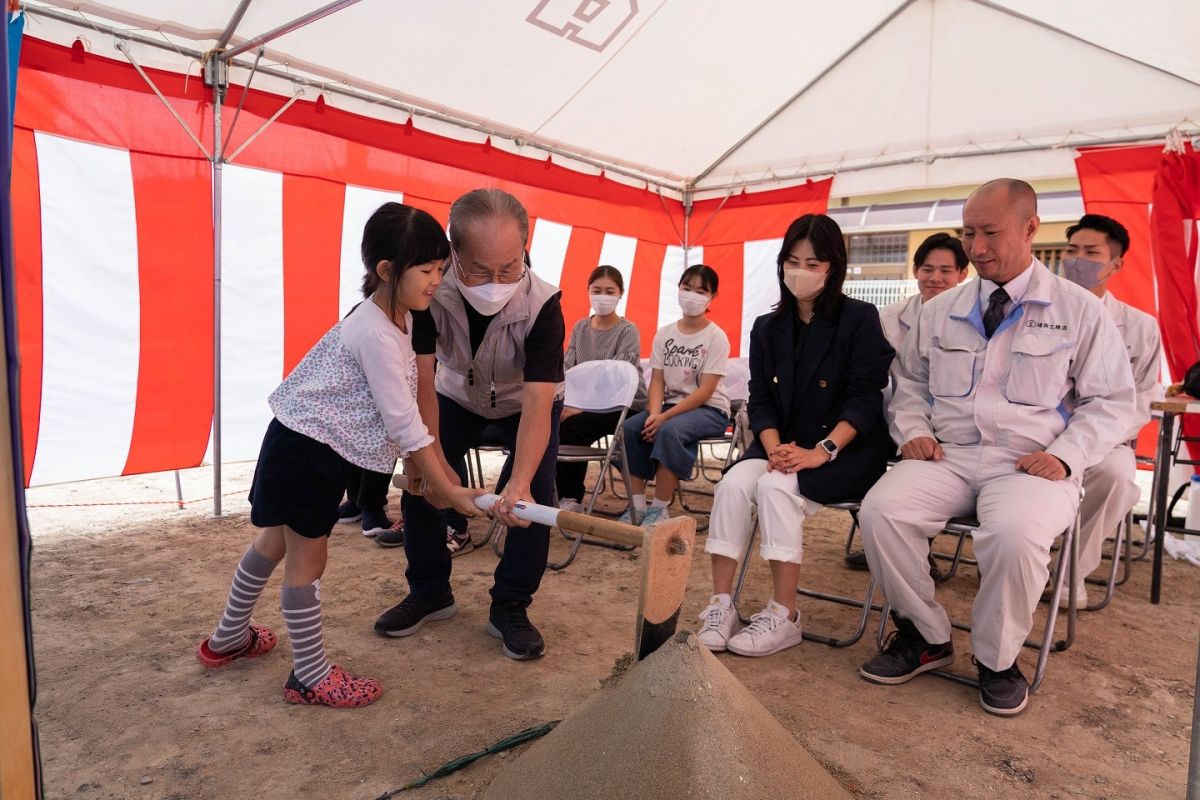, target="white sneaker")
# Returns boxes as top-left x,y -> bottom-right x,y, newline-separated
640,505 -> 669,527
726,600 -> 803,657
558,498 -> 583,513
696,596 -> 738,652
1042,583 -> 1089,610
